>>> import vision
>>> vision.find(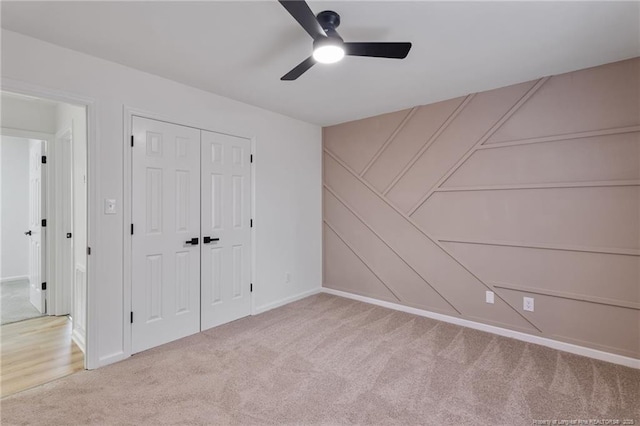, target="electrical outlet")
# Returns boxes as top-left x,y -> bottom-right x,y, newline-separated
523,297 -> 534,312
485,291 -> 494,304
